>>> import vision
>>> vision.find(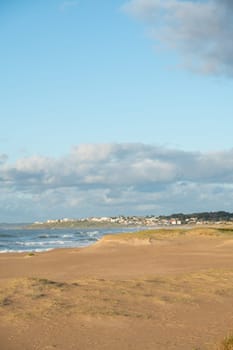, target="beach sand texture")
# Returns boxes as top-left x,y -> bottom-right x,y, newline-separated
0,227 -> 233,350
